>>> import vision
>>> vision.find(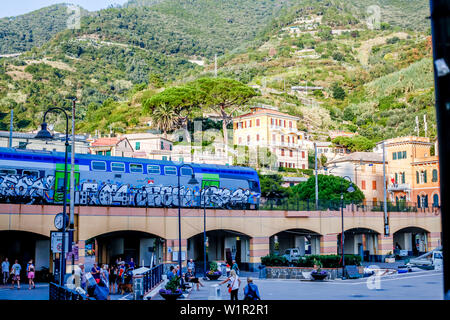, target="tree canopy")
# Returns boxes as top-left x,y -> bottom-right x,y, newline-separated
289,175 -> 365,202
332,135 -> 376,152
